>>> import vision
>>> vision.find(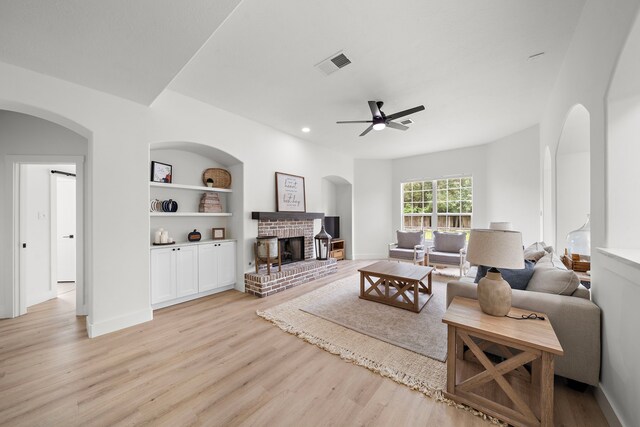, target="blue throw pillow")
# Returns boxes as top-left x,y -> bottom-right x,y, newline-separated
474,260 -> 535,290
